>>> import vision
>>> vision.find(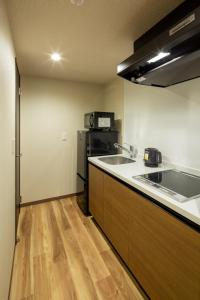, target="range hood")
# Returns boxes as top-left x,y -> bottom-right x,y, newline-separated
117,1 -> 200,87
